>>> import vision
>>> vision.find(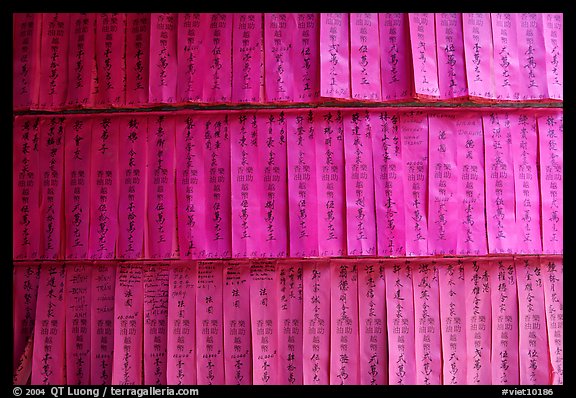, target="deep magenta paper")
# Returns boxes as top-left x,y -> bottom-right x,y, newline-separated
66,13 -> 96,108
378,13 -> 412,101
350,13 -> 382,101
13,333 -> 34,385
13,263 -> 40,372
38,13 -> 69,110
201,13 -> 233,103
491,14 -> 521,101
149,13 -> 178,104
462,13 -> 495,100
232,13 -> 263,103
95,13 -> 126,107
264,14 -> 296,102
293,14 -> 320,102
435,13 -> 468,100
541,256 -> 563,384
13,13 -> 41,110
542,14 -> 563,100
125,13 -> 150,107
408,13 -> 440,99
320,13 -> 350,99
516,13 -> 548,101
176,13 -> 203,103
